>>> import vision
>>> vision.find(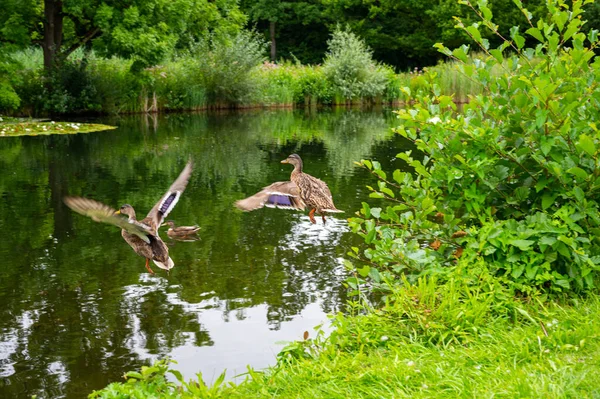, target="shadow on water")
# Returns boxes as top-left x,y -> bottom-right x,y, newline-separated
0,107 -> 414,398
